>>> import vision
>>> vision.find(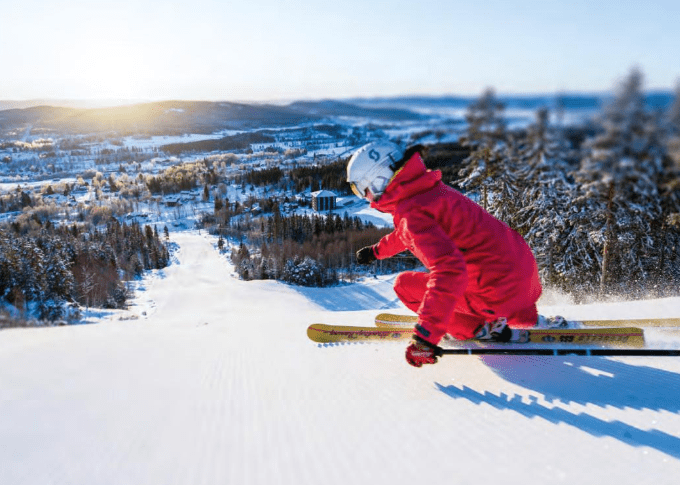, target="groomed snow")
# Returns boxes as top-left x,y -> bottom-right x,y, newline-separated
1,230 -> 679,485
